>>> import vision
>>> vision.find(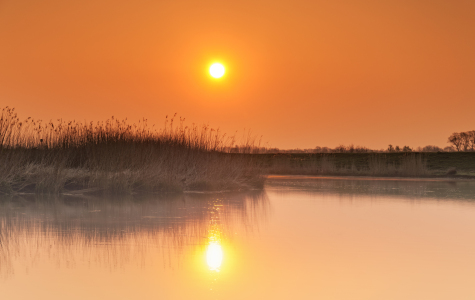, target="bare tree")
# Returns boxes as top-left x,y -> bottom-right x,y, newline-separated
460,132 -> 471,151
448,132 -> 463,151
468,131 -> 475,151
334,145 -> 346,153
444,146 -> 455,152
421,145 -> 443,152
